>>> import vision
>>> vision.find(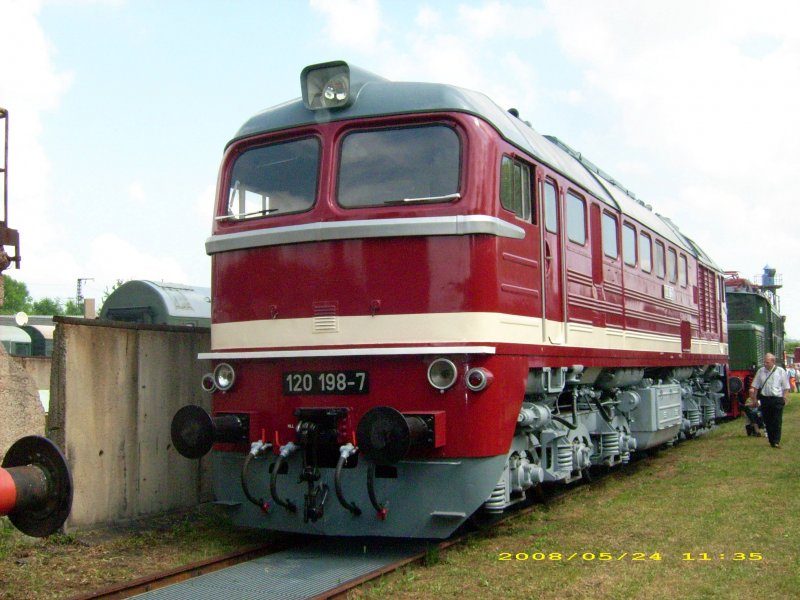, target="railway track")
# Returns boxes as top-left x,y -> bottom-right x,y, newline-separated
65,497 -> 549,600
69,542 -> 292,599
67,450 -> 675,600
